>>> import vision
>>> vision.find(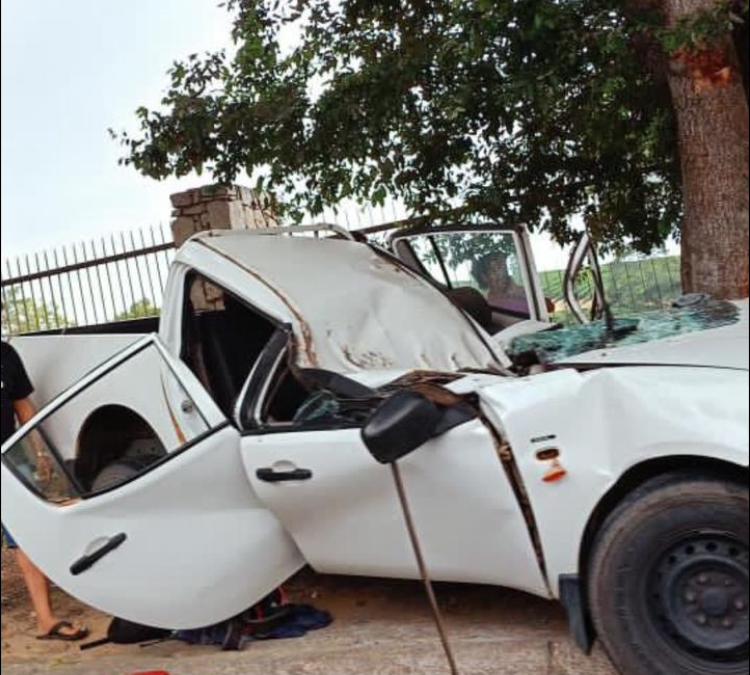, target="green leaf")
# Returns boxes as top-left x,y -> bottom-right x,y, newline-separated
115,0 -> 731,255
